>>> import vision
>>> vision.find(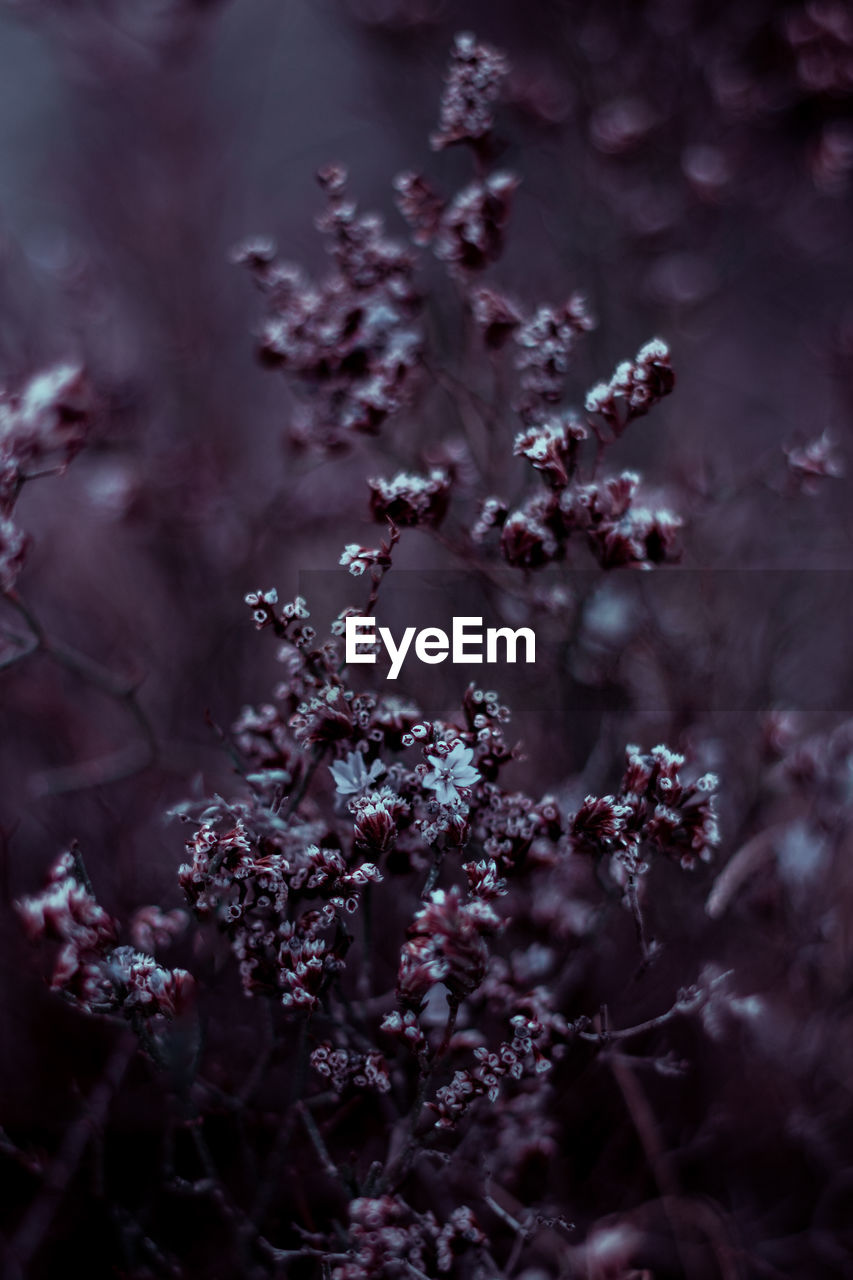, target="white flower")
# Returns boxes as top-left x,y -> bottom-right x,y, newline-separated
423,742 -> 480,804
339,544 -> 377,577
329,751 -> 386,796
